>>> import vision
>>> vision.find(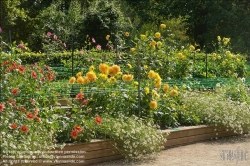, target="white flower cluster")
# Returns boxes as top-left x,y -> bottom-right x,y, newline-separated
98,114 -> 166,160
183,90 -> 250,134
